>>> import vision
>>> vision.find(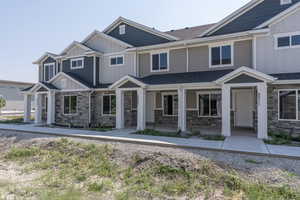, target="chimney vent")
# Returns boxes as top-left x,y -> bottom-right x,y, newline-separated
281,0 -> 292,5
